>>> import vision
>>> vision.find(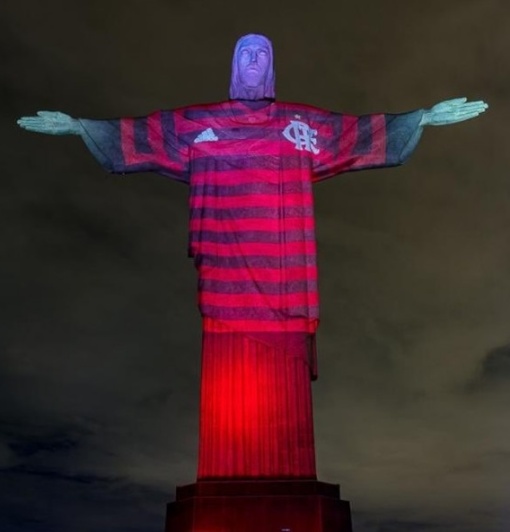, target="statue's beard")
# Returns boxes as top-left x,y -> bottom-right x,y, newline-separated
240,70 -> 266,88
231,78 -> 269,100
